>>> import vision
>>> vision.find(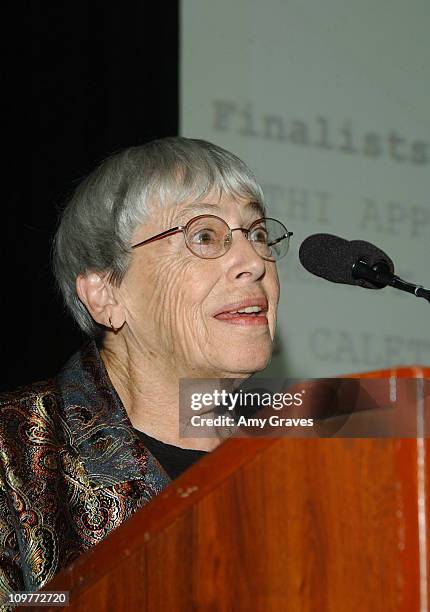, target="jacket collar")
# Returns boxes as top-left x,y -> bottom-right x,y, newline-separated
56,340 -> 170,491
